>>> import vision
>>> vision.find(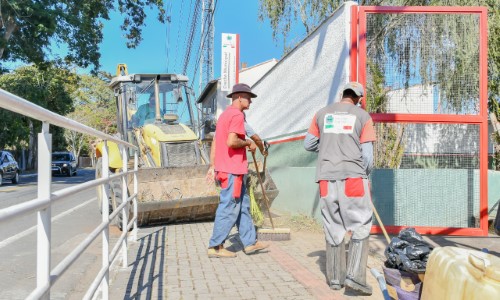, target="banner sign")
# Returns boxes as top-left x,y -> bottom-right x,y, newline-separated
221,33 -> 239,92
